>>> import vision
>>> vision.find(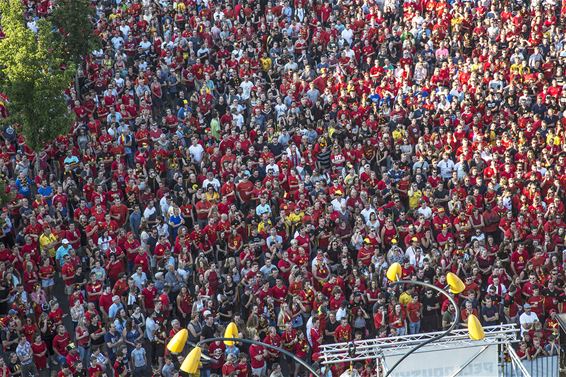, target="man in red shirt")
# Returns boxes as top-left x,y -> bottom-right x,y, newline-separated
86,273 -> 103,304
141,281 -> 157,313
109,198 -> 128,227
510,244 -> 528,276
65,346 -> 81,374
222,354 -> 239,376
262,326 -> 282,363
133,248 -> 151,273
248,333 -> 266,377
269,278 -> 288,308
407,295 -> 423,334
52,325 -> 70,365
334,317 -> 352,343
61,256 -> 75,295
236,174 -> 254,204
